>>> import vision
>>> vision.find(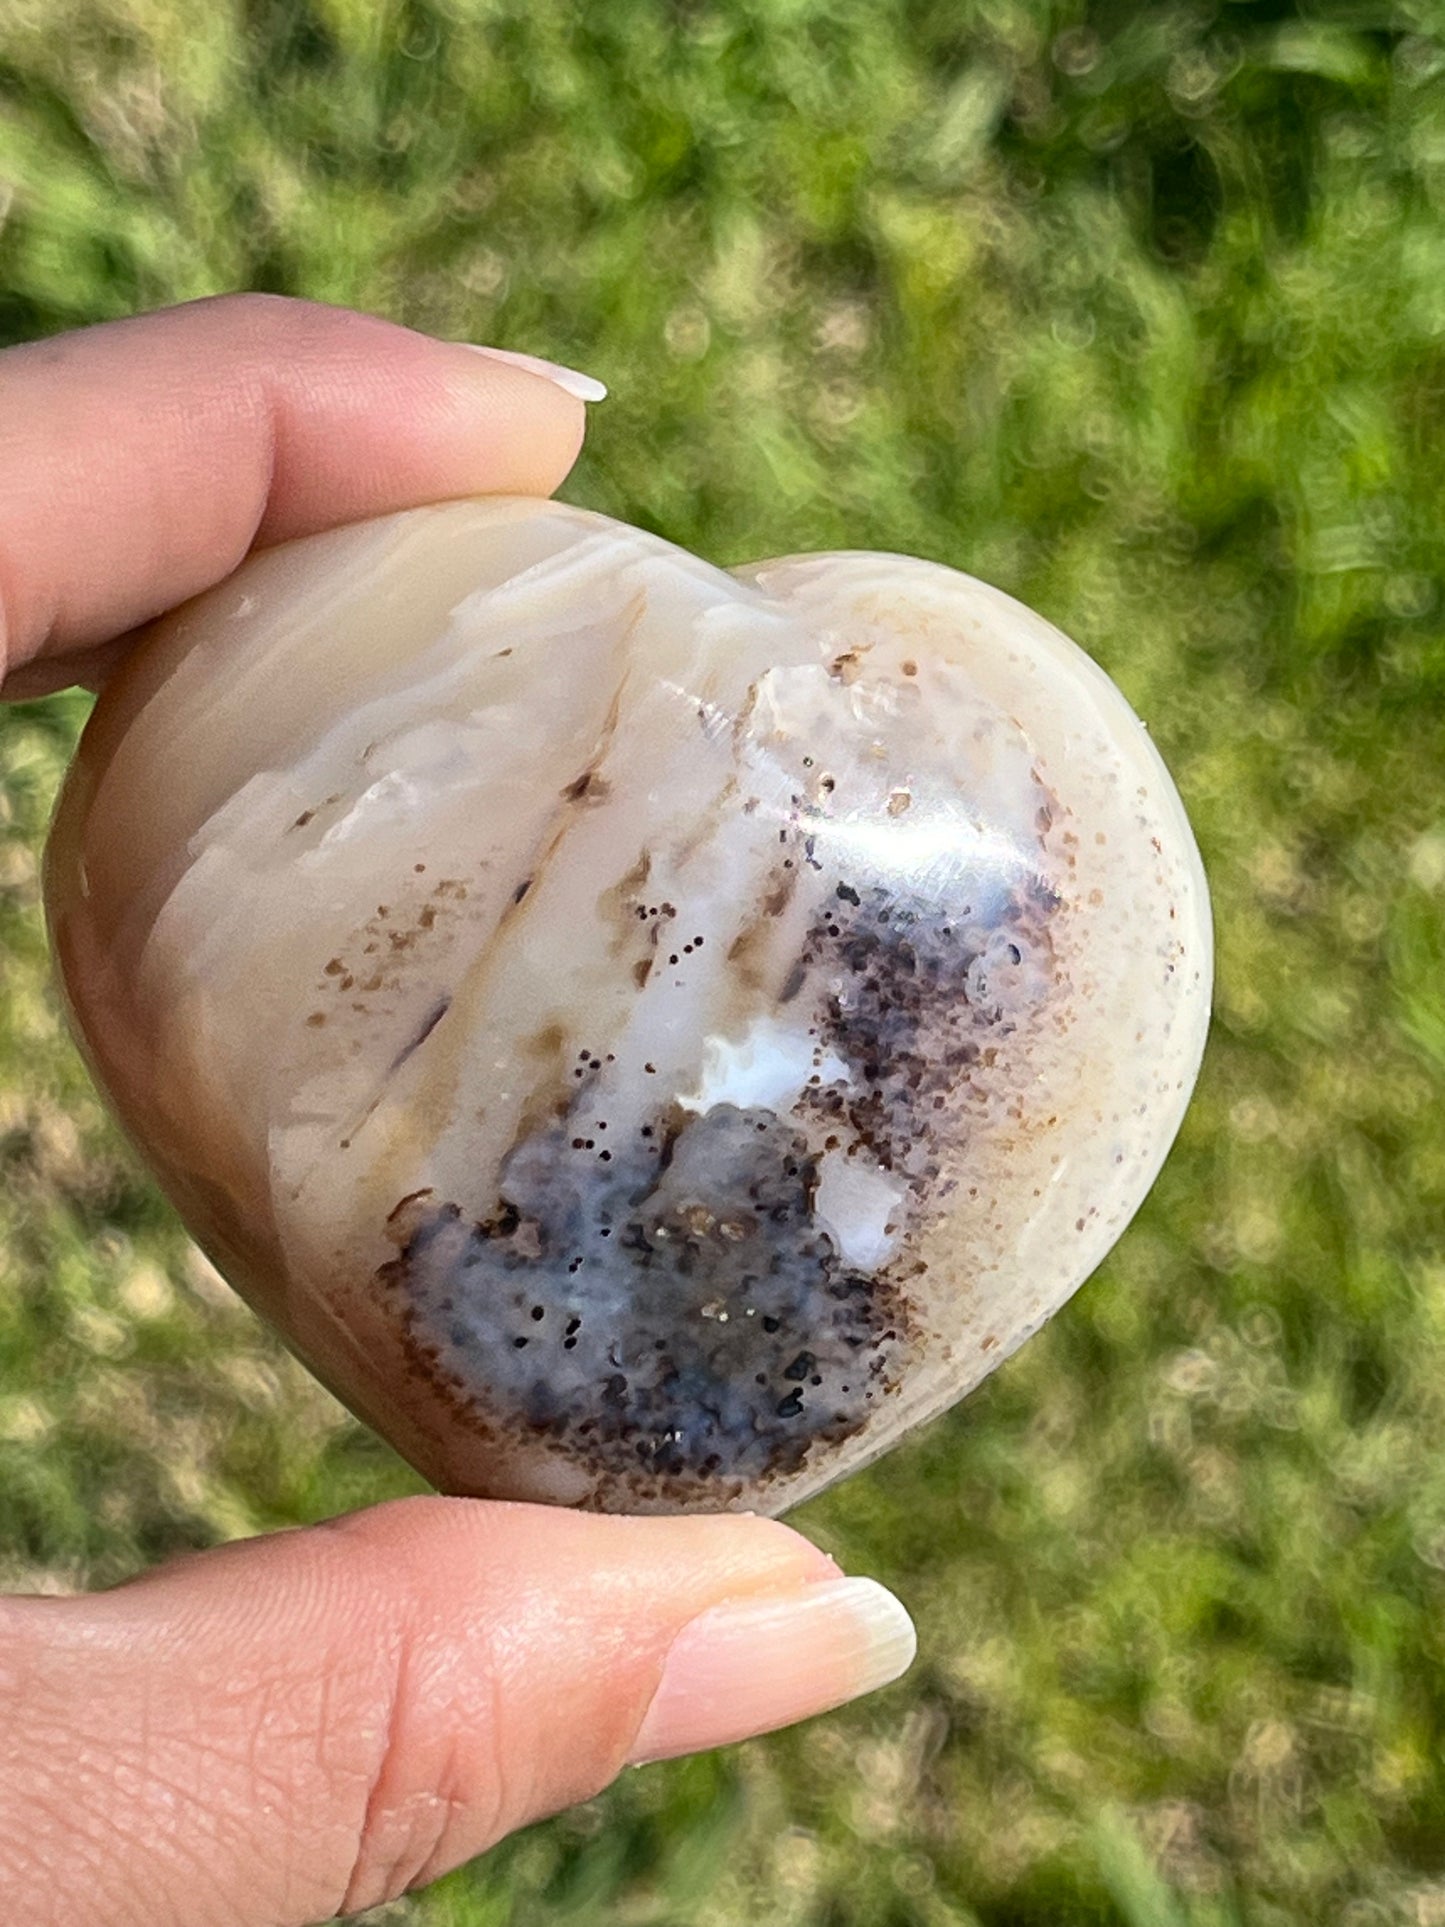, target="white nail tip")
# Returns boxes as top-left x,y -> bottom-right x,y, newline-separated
460,344 -> 609,402
822,1577 -> 919,1692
